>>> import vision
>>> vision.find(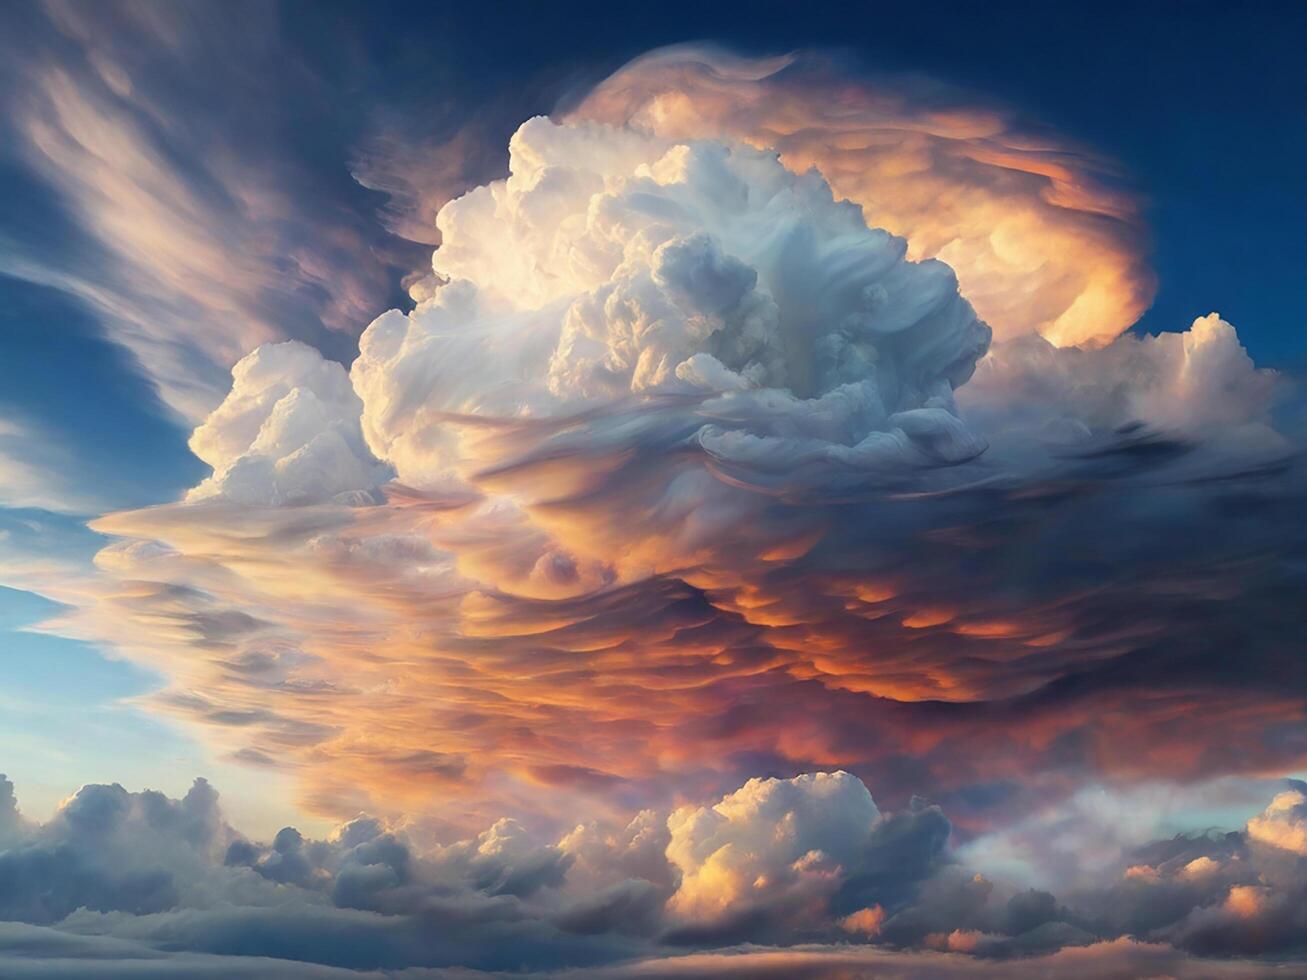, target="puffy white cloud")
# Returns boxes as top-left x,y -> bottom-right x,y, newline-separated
4,771 -> 1307,976
351,115 -> 990,574
959,313 -> 1279,451
359,112 -> 991,428
428,817 -> 572,898
665,772 -> 881,922
0,771 -> 928,973
0,779 -> 243,925
187,341 -> 390,505
1246,786 -> 1307,856
661,771 -> 952,941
